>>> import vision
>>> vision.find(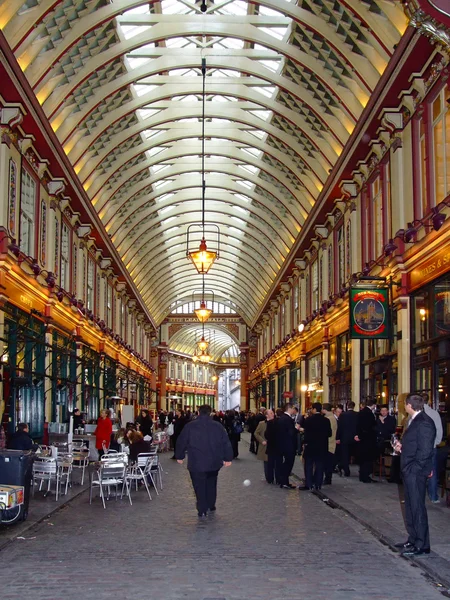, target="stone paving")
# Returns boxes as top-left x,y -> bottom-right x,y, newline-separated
1,444 -> 446,600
